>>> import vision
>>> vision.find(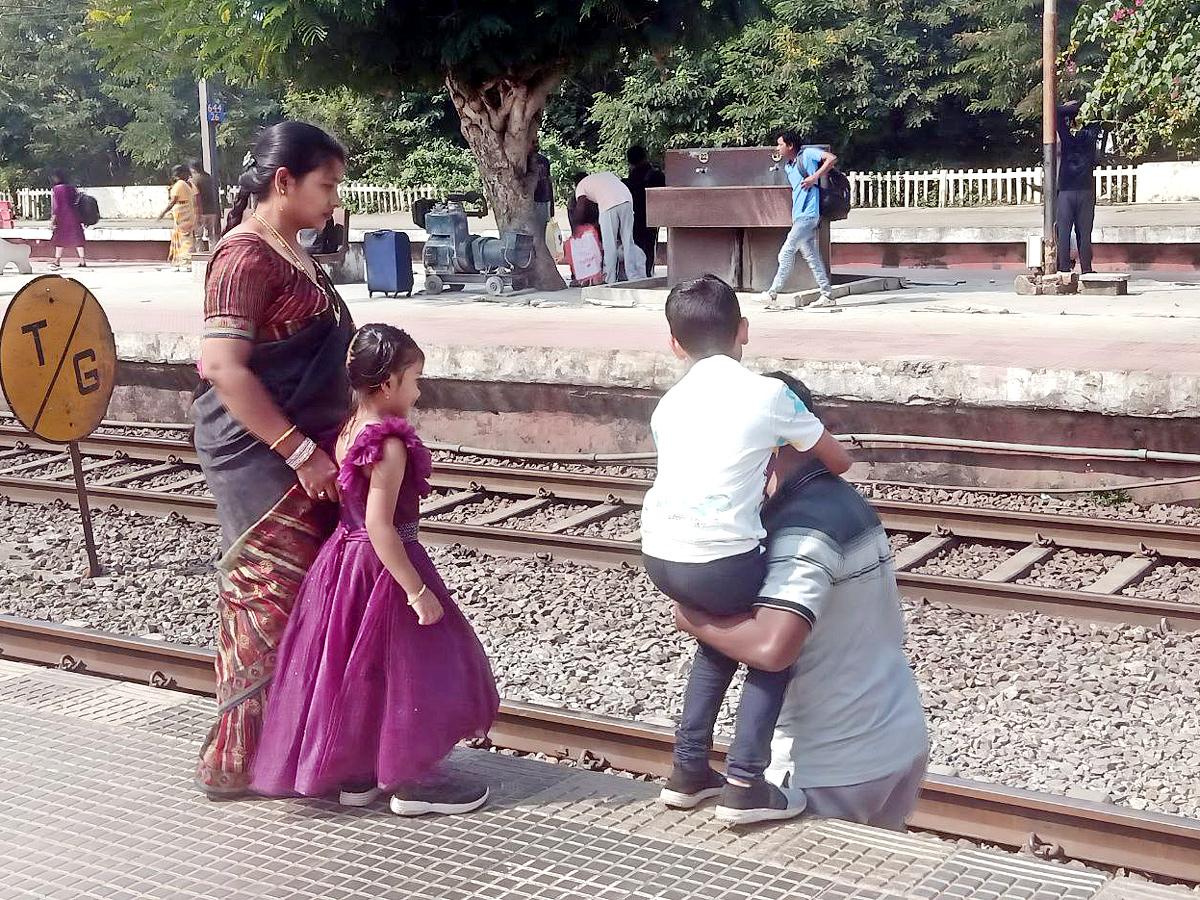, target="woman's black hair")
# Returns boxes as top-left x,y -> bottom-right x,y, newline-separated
225,121 -> 346,235
50,170 -> 68,185
171,164 -> 190,181
776,129 -> 803,150
346,324 -> 424,398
